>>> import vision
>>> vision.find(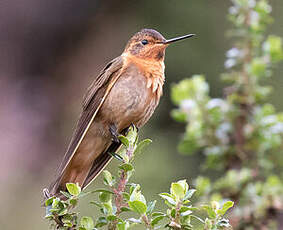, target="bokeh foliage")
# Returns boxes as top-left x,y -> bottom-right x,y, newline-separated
171,0 -> 283,229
